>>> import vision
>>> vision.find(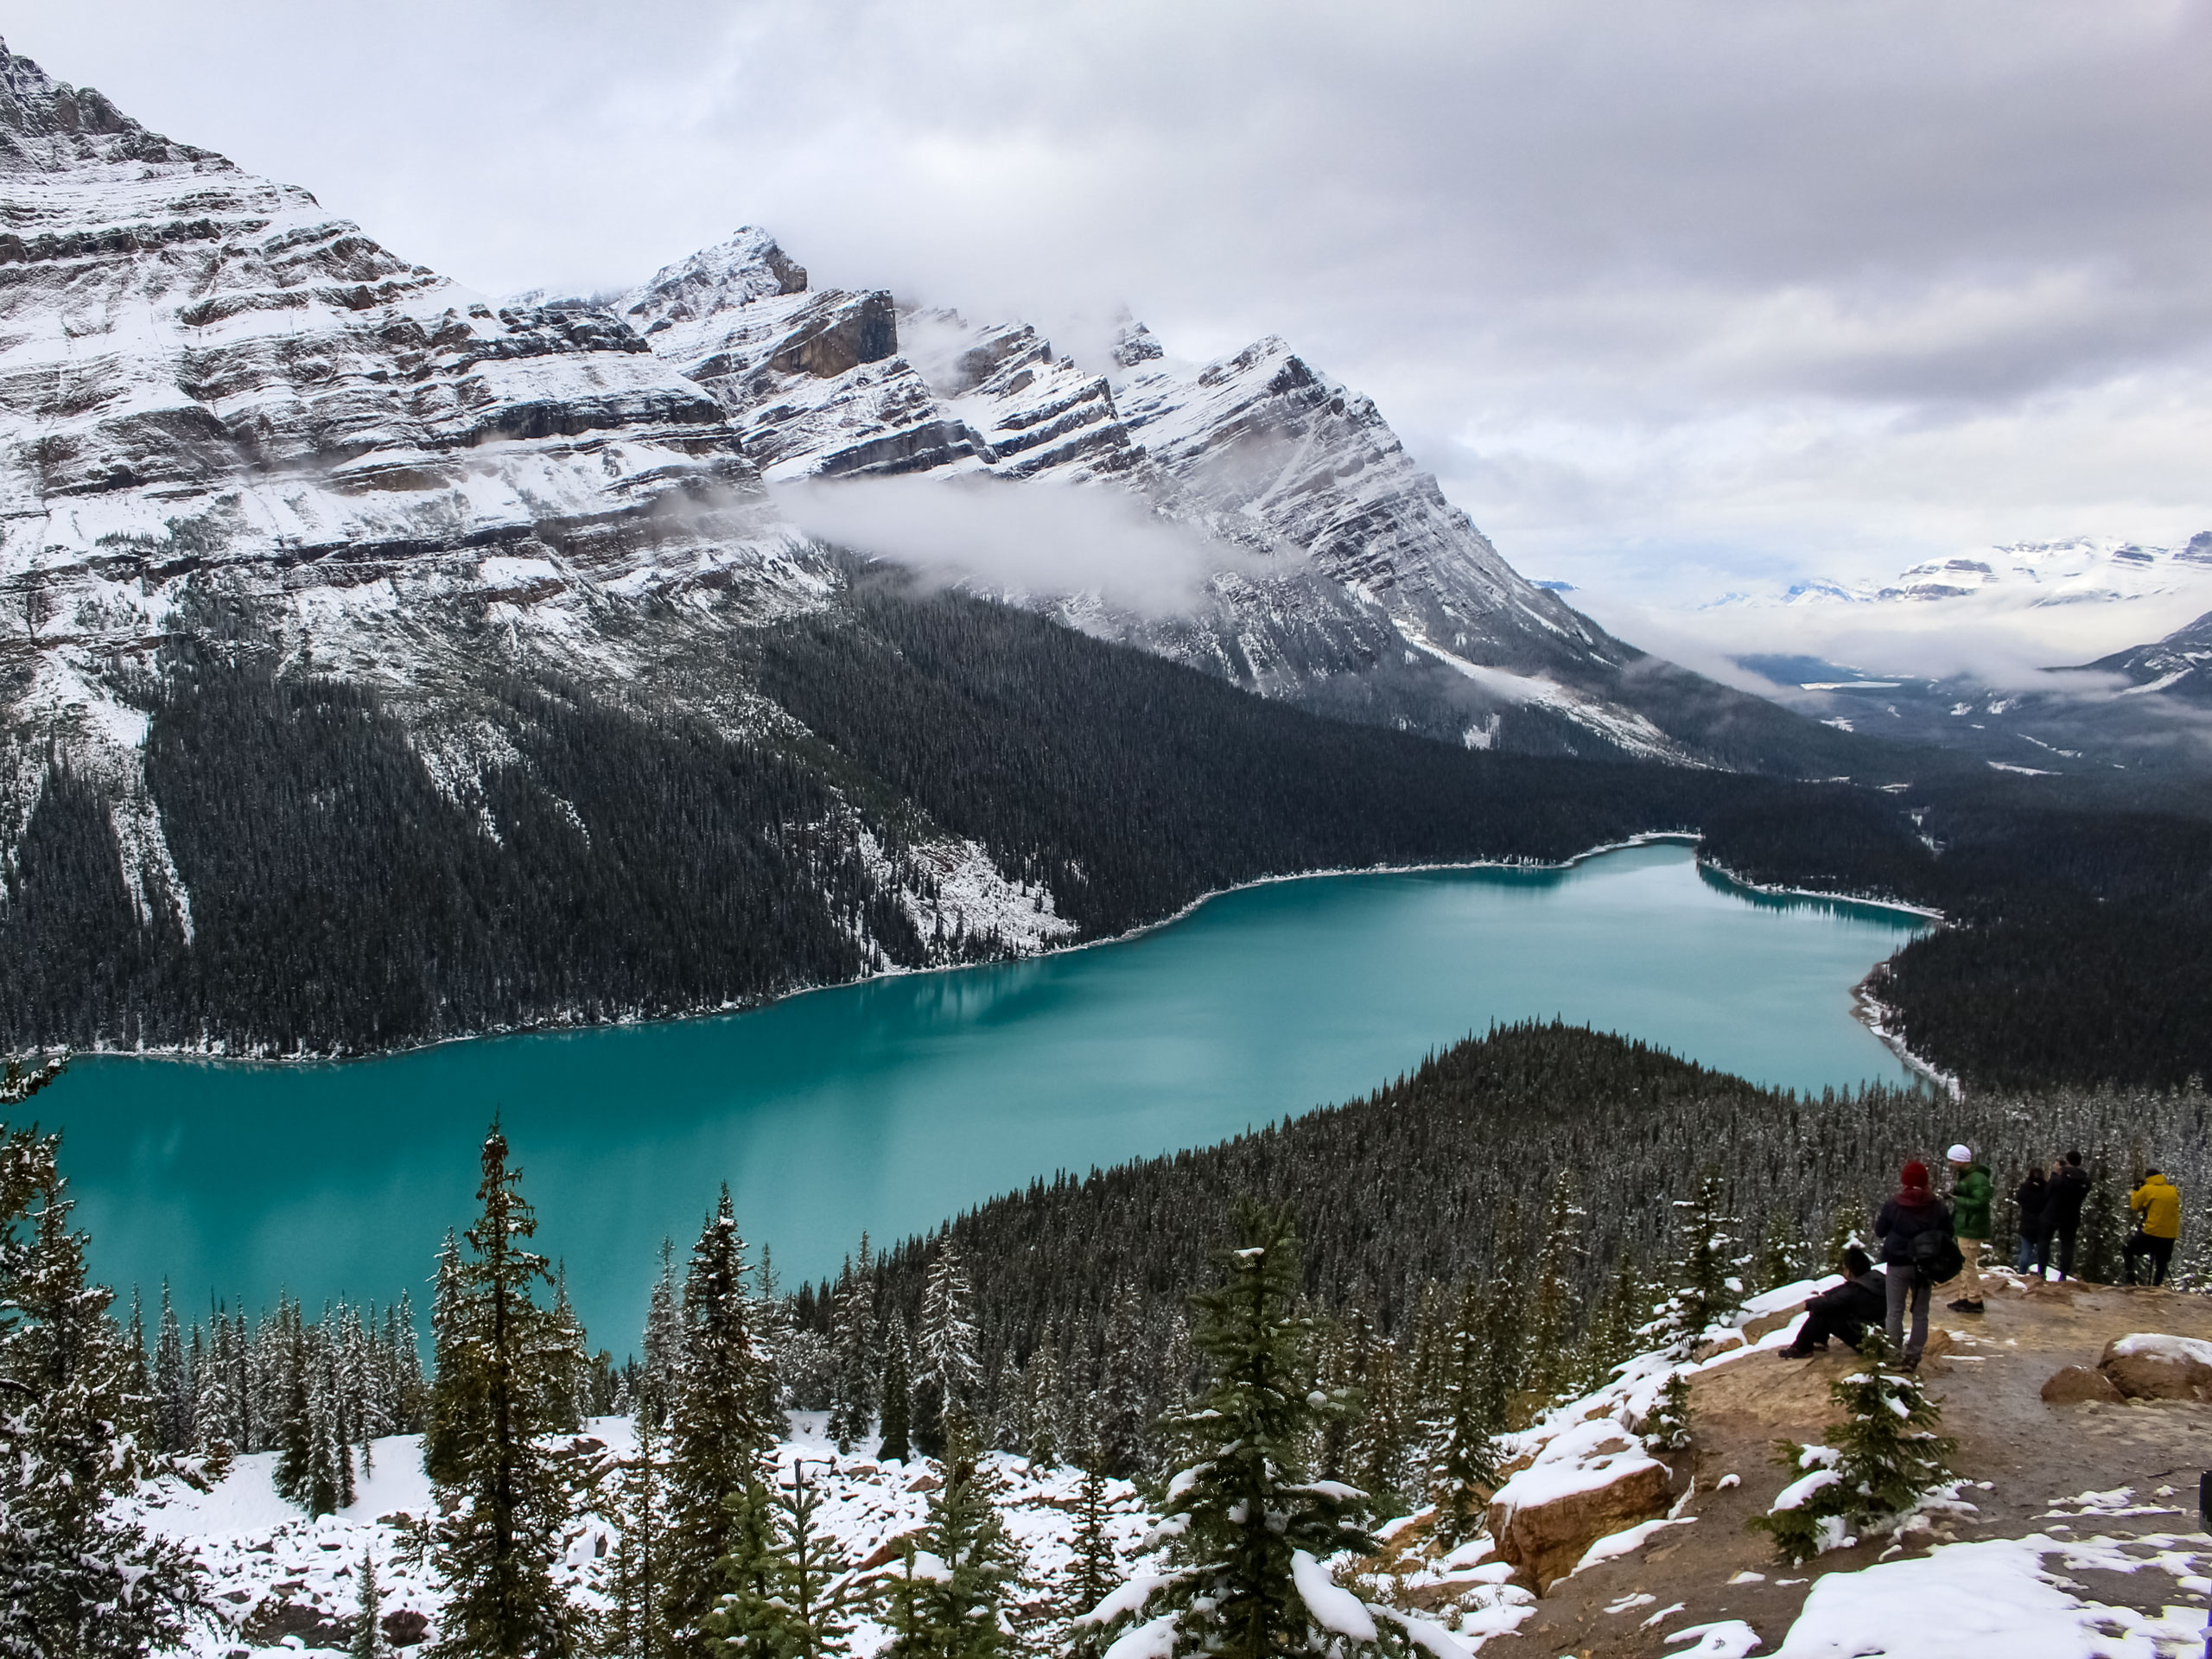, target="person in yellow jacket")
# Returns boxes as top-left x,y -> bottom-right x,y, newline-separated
2124,1168 -> 2181,1287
